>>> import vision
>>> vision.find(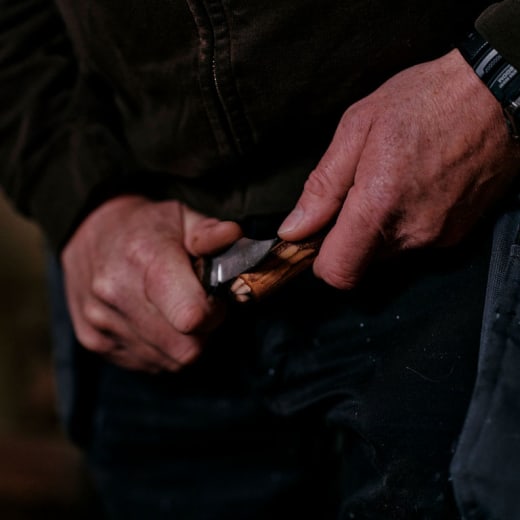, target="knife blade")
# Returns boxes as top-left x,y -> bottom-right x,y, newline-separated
196,236 -> 279,290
